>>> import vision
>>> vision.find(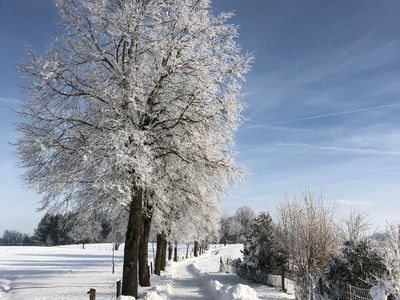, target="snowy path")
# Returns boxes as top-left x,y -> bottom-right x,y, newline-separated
150,245 -> 295,300
169,260 -> 209,299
